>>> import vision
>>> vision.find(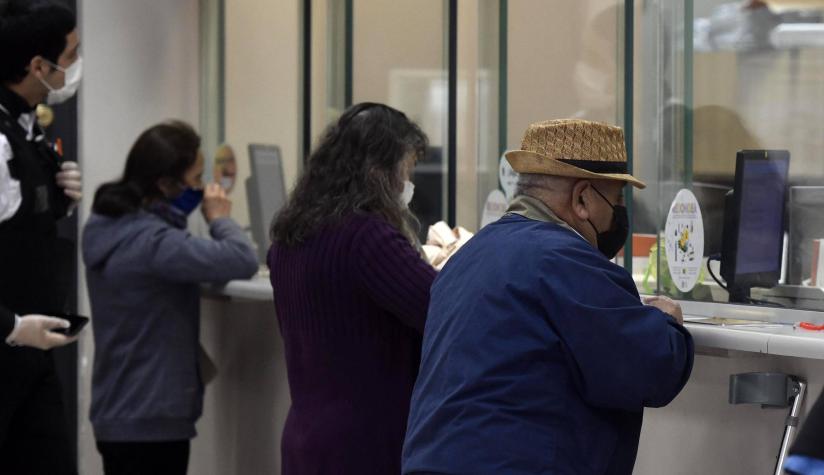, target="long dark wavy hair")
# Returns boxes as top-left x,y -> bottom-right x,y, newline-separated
92,121 -> 200,217
271,102 -> 428,247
